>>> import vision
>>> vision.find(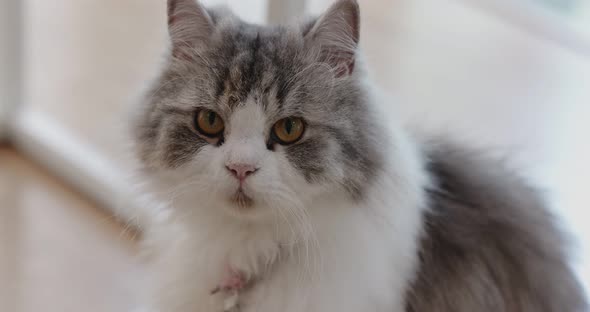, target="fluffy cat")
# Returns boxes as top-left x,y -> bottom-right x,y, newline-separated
131,0 -> 588,311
